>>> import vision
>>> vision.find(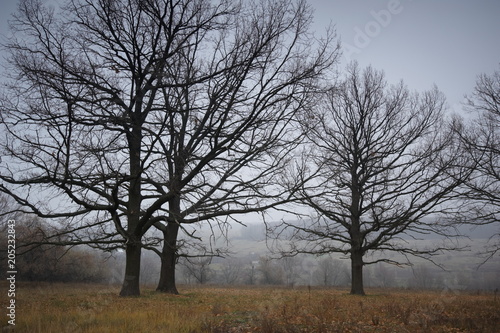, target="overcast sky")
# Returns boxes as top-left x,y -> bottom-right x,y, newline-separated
2,0 -> 499,113
309,0 -> 500,114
